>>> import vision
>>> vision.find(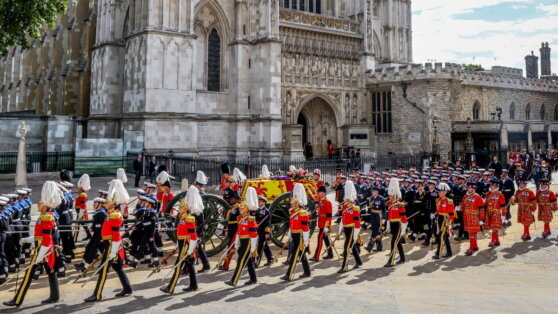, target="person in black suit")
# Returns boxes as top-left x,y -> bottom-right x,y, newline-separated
148,156 -> 158,183
133,154 -> 143,187
488,156 -> 503,178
